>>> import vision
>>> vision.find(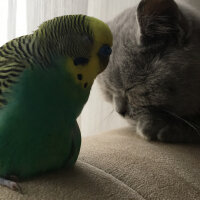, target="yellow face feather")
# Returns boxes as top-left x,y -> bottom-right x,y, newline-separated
66,16 -> 113,89
88,16 -> 113,47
